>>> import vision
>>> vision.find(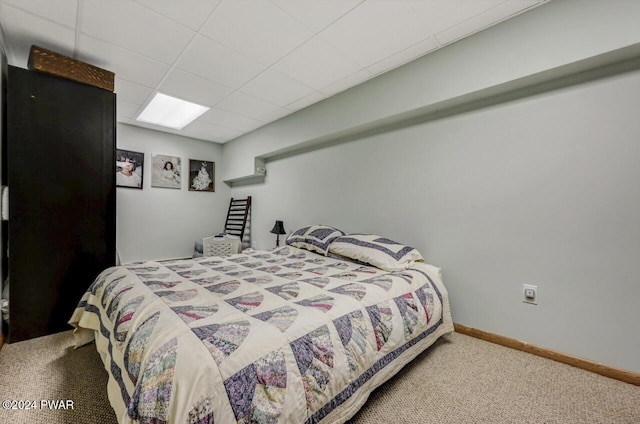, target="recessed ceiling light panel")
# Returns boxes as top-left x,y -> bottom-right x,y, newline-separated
136,93 -> 209,130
